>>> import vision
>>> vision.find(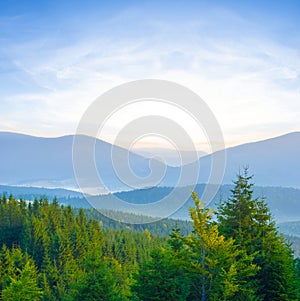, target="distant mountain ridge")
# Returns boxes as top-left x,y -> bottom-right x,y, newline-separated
0,132 -> 178,192
0,131 -> 299,190
216,132 -> 300,188
0,184 -> 82,199
111,184 -> 300,222
1,183 -> 300,223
